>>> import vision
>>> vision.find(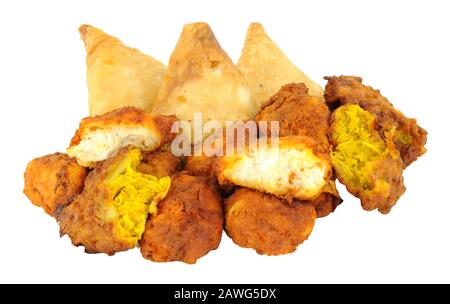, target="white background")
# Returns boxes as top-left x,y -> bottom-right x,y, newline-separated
1,0 -> 449,283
